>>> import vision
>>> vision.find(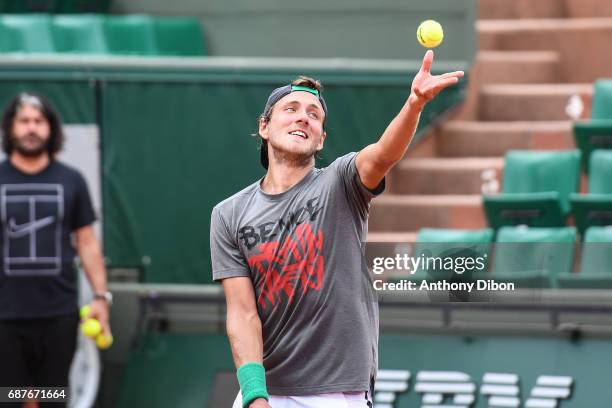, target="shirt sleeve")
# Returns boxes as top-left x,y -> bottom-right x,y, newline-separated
71,171 -> 96,231
210,205 -> 251,282
334,152 -> 385,220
